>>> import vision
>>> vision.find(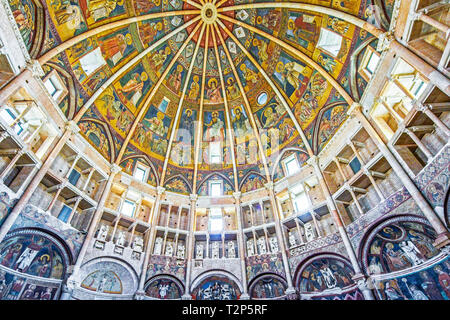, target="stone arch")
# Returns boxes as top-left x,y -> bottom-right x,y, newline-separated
78,256 -> 139,296
144,274 -> 184,299
190,269 -> 243,300
248,272 -> 287,300
293,252 -> 356,294
196,172 -> 235,195
164,174 -> 192,194
358,214 -> 441,276
239,170 -> 266,192
270,147 -> 309,179
79,118 -> 116,162
120,154 -> 160,186
0,227 -> 73,280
